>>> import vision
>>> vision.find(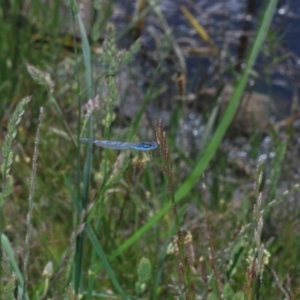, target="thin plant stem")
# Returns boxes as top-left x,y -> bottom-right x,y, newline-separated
156,119 -> 195,299
202,178 -> 223,300
22,107 -> 44,299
